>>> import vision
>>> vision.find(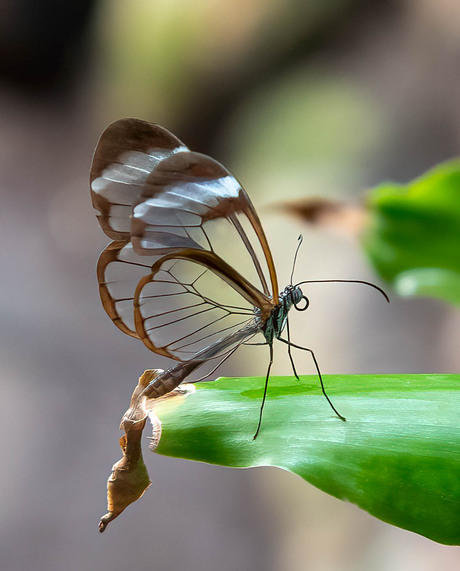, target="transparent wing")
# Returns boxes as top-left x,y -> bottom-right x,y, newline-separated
134,256 -> 260,360
91,119 -> 278,361
98,242 -> 260,360
131,149 -> 278,298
